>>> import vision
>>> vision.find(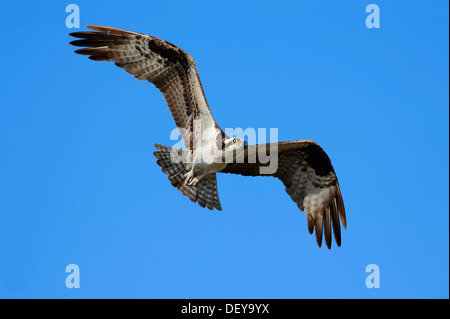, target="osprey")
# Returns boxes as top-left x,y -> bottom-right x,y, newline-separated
69,26 -> 346,249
